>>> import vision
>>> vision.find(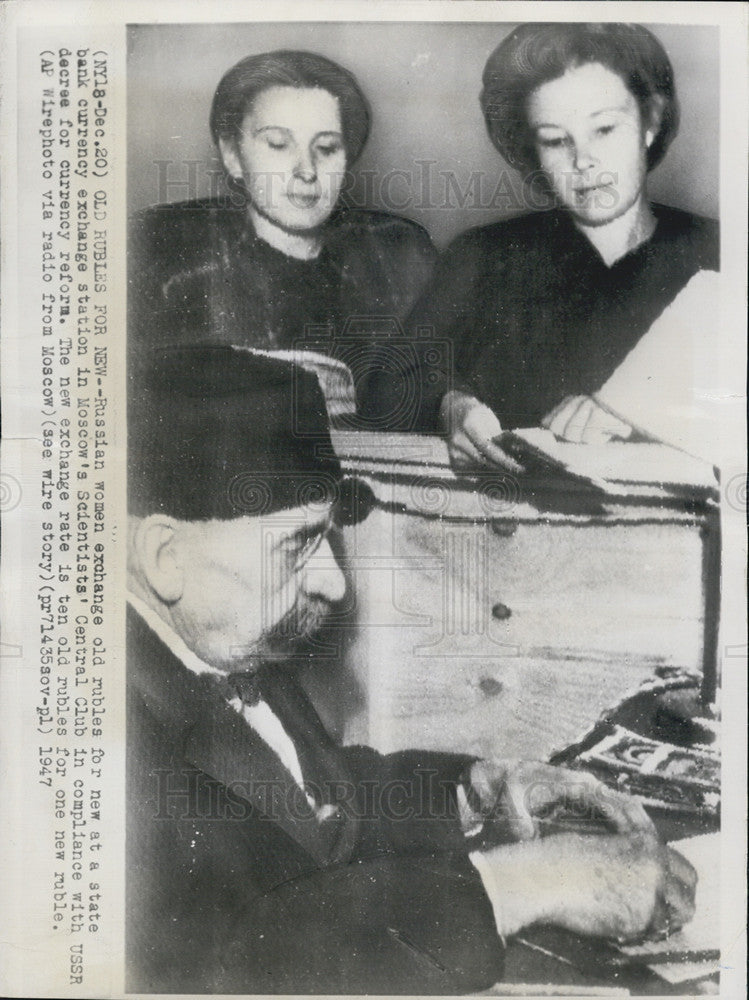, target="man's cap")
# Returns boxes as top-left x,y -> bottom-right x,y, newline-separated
129,344 -> 366,521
